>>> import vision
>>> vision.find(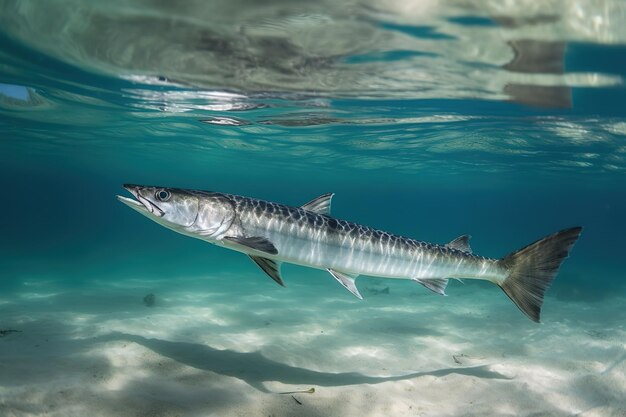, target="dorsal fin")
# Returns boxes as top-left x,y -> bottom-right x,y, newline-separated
446,235 -> 472,254
301,193 -> 334,215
